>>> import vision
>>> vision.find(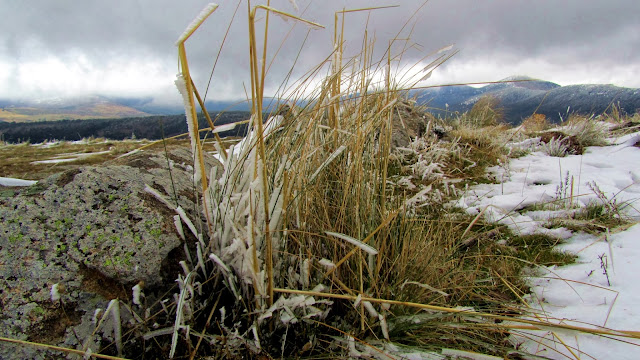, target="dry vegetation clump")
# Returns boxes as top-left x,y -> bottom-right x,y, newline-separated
520,113 -> 549,134
461,94 -> 504,128
526,114 -> 611,157
539,131 -> 583,156
562,114 -> 609,147
145,4 -> 546,358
